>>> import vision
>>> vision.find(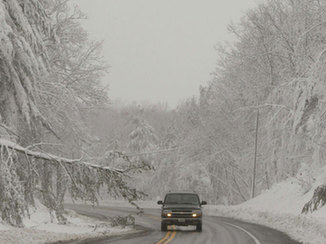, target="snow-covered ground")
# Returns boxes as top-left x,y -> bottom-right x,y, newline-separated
96,173 -> 326,244
96,166 -> 326,244
0,200 -> 136,244
205,166 -> 326,244
4,165 -> 326,244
